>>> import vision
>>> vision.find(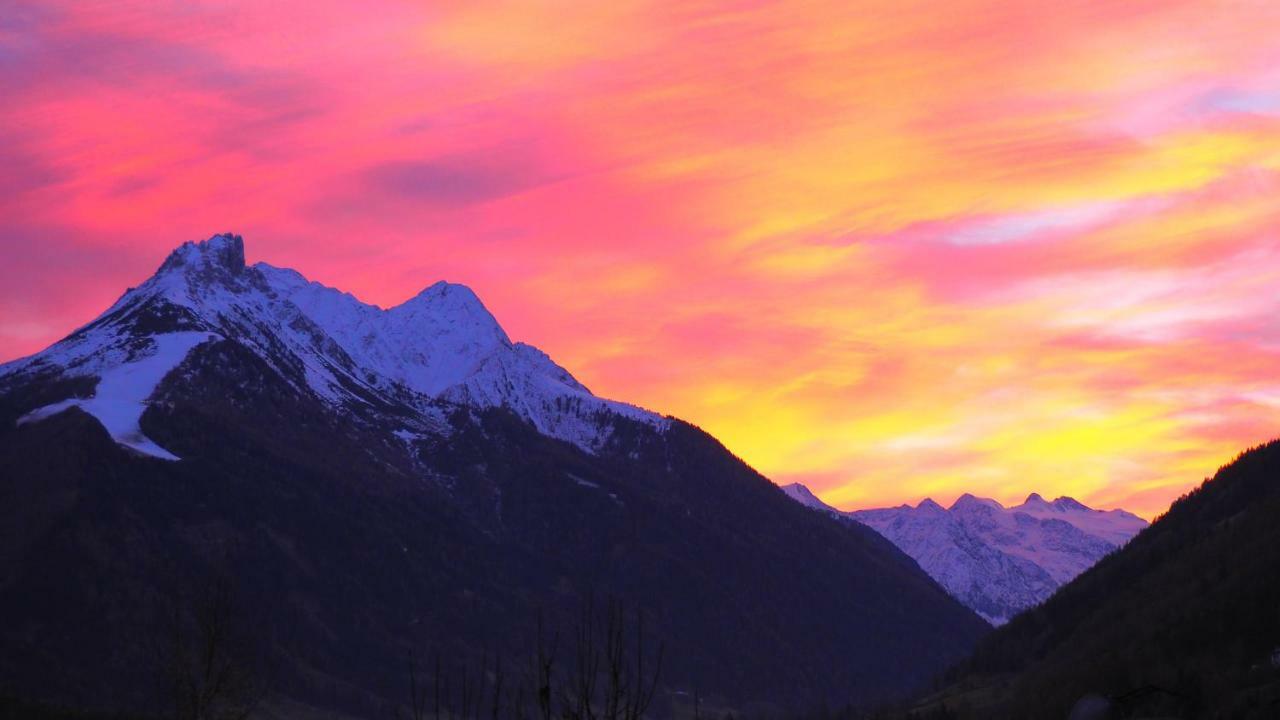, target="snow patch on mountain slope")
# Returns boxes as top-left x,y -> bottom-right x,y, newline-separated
17,332 -> 217,459
856,501 -> 1057,624
943,493 -> 1117,587
780,483 -> 1148,625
